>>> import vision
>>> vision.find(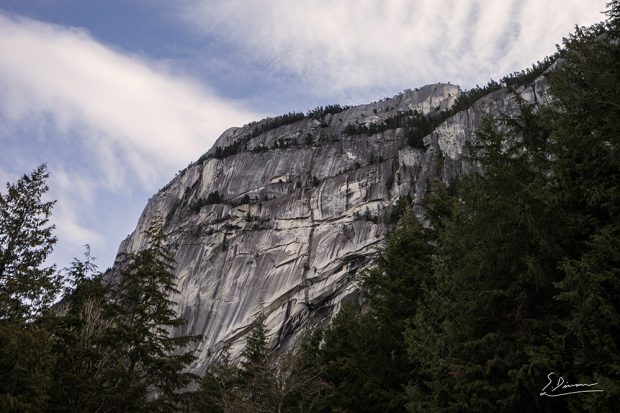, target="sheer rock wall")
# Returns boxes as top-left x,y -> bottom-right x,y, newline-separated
115,78 -> 549,374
